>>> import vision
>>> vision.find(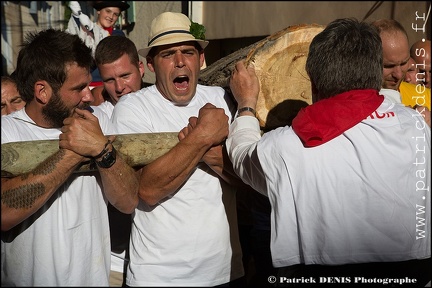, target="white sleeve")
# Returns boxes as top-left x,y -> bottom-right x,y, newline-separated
92,106 -> 117,135
225,115 -> 268,194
